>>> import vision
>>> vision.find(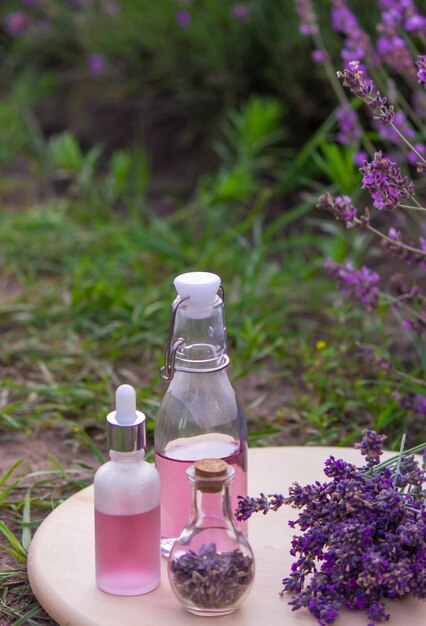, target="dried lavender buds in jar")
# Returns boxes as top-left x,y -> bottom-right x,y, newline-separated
170,543 -> 254,609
